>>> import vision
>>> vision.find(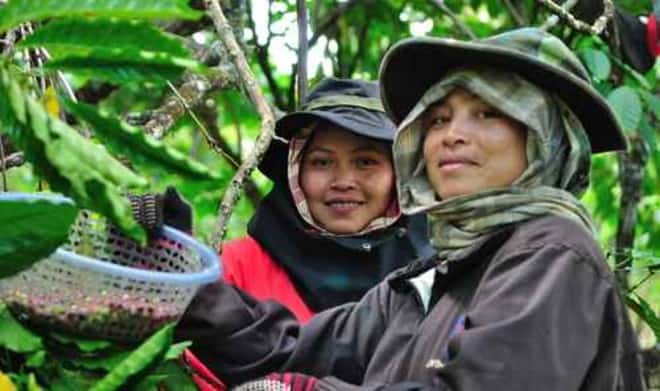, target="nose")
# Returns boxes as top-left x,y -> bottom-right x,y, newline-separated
441,116 -> 469,148
330,163 -> 357,190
